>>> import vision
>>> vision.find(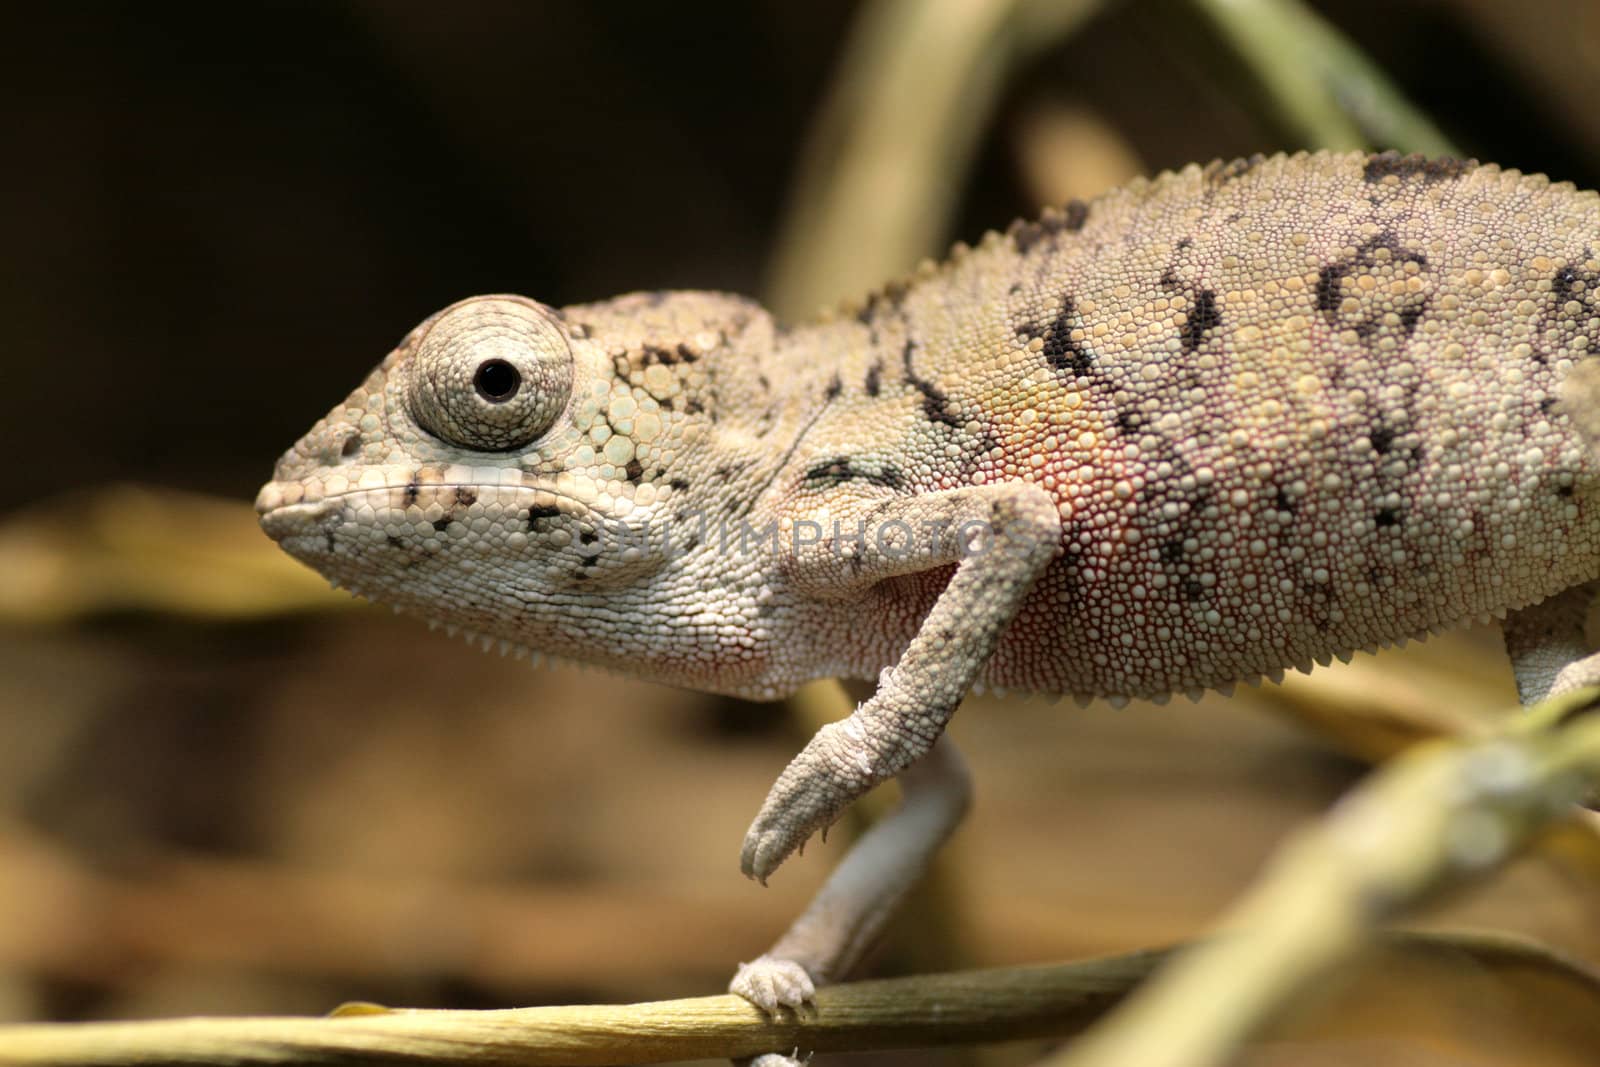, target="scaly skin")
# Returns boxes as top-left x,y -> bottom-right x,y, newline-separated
258,150 -> 1600,1011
